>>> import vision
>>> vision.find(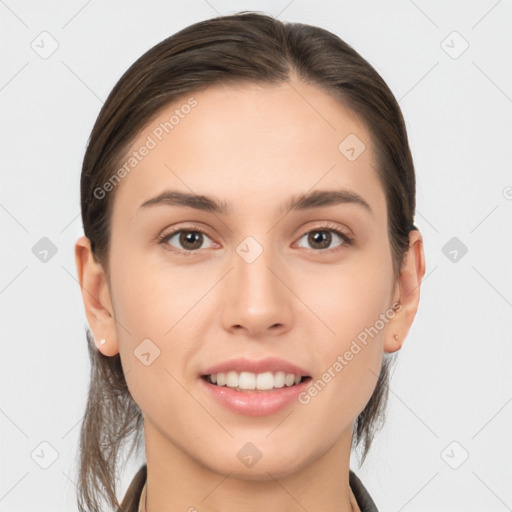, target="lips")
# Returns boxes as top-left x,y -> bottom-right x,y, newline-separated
199,357 -> 313,415
201,356 -> 310,377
